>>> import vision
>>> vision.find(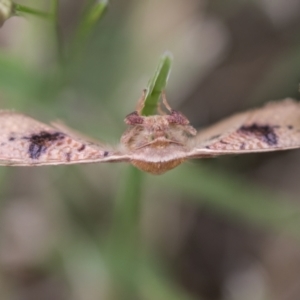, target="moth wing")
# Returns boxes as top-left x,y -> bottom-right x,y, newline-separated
51,120 -> 107,146
187,98 -> 300,157
0,111 -> 128,166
